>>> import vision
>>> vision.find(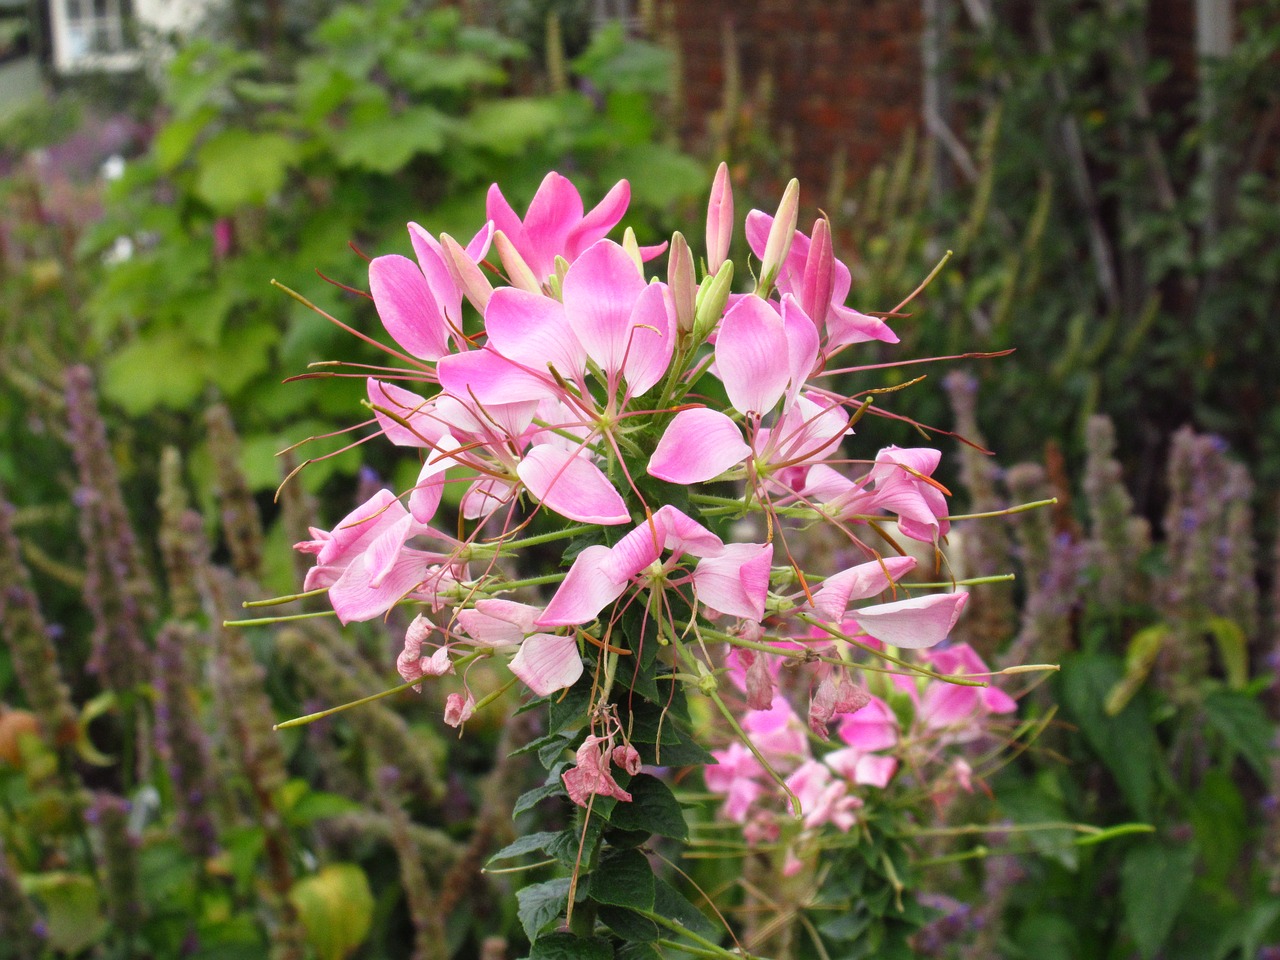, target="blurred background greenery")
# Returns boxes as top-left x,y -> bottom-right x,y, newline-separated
0,0 -> 1278,957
